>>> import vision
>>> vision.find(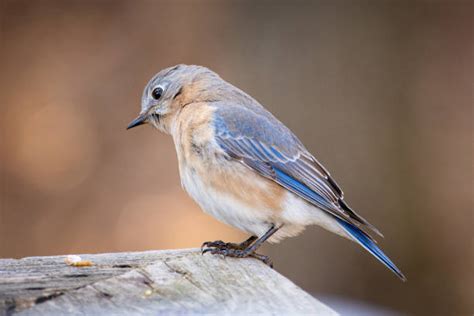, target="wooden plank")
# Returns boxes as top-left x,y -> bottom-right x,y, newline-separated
0,249 -> 337,315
